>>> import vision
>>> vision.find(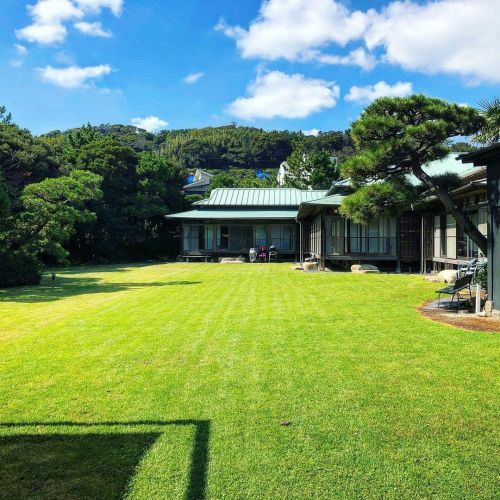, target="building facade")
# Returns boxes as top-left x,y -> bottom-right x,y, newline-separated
420,167 -> 488,271
167,188 -> 328,259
